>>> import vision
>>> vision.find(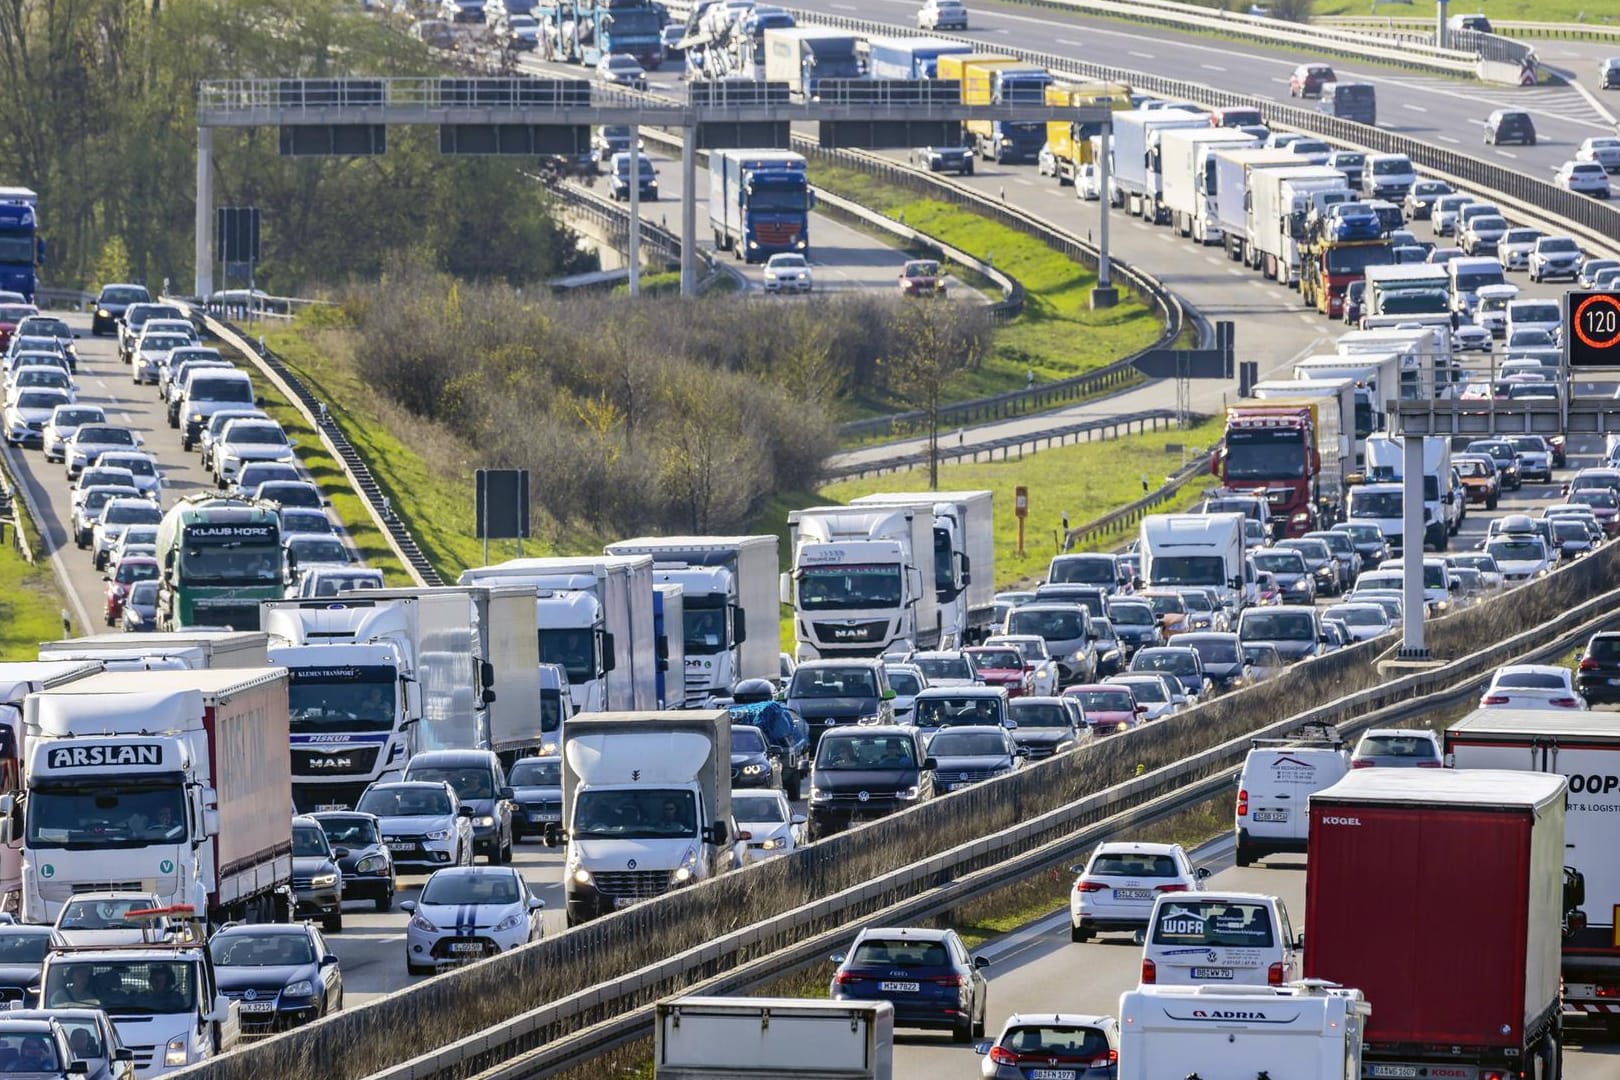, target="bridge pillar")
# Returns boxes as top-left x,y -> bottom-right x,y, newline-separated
195,126 -> 213,299
1090,120 -> 1117,310
681,127 -> 697,297
628,123 -> 641,297
1401,433 -> 1428,658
